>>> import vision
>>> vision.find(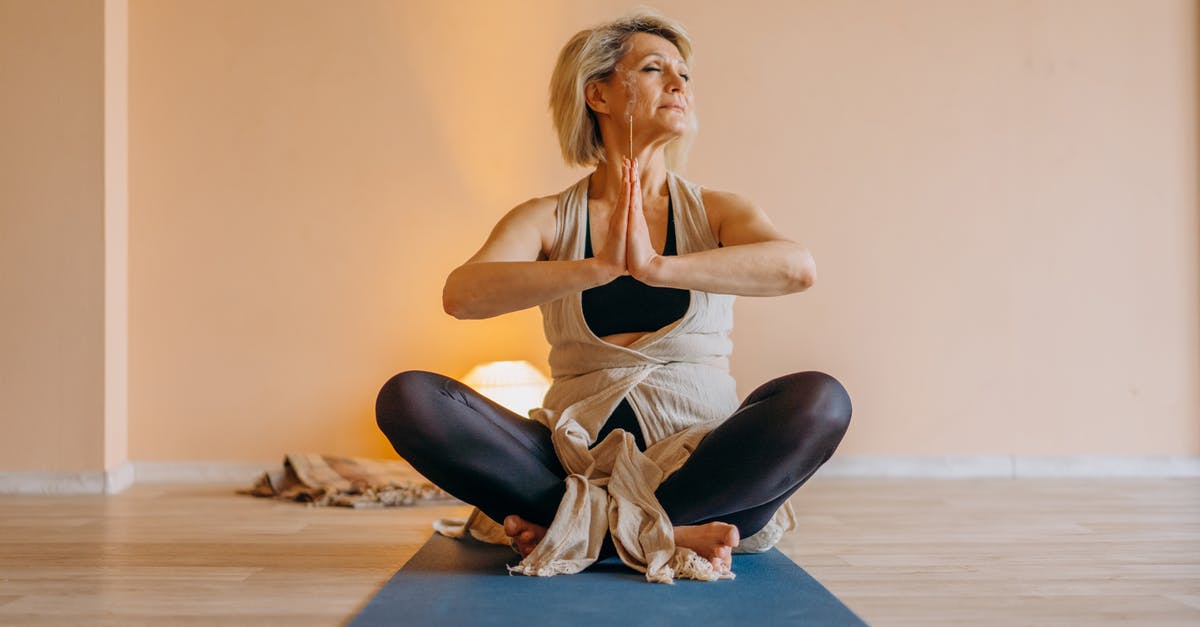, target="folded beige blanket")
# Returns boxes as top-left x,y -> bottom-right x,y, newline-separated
239,452 -> 456,508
